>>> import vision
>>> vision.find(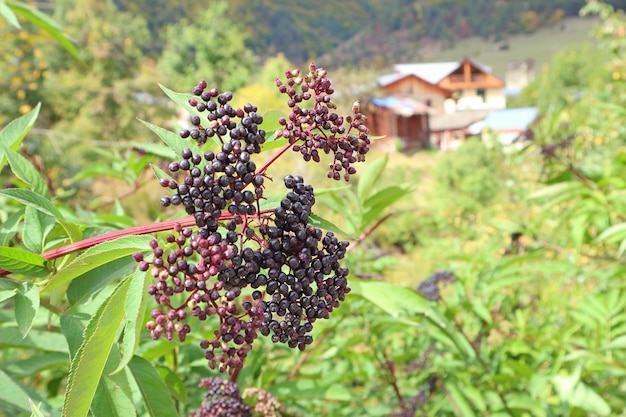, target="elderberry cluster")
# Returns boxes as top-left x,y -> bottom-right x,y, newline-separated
189,377 -> 251,417
275,63 -> 370,181
415,270 -> 456,301
135,65 -> 369,375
